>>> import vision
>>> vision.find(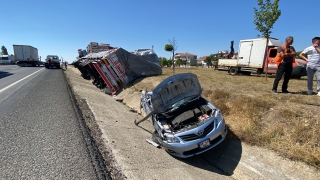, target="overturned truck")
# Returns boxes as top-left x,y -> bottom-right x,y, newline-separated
74,48 -> 162,94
